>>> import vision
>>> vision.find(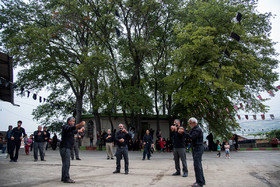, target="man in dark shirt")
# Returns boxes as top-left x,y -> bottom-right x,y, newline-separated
188,117 -> 205,187
10,120 -> 26,162
142,129 -> 154,160
105,129 -> 114,160
60,117 -> 85,183
5,125 -> 13,158
170,119 -> 188,177
43,126 -> 50,156
113,123 -> 131,174
33,125 -> 45,161
71,132 -> 82,160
